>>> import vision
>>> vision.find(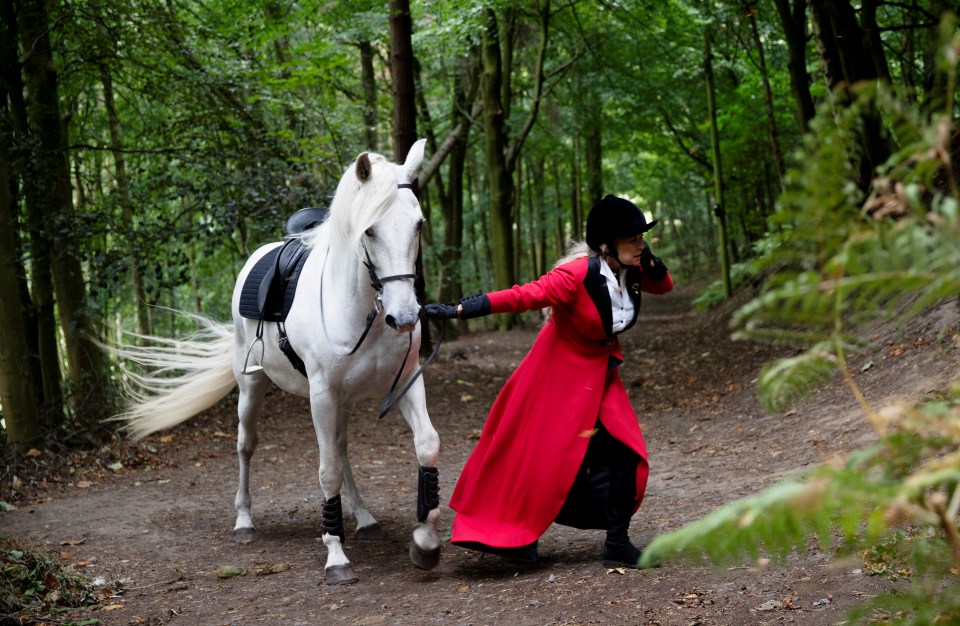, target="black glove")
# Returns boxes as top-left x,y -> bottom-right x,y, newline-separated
422,302 -> 459,320
422,293 -> 492,320
640,246 -> 669,282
